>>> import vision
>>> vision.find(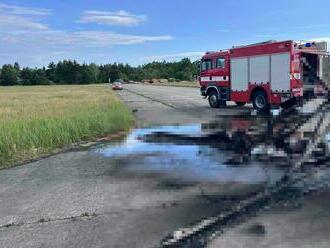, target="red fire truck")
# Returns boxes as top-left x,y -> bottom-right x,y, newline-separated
199,40 -> 329,112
